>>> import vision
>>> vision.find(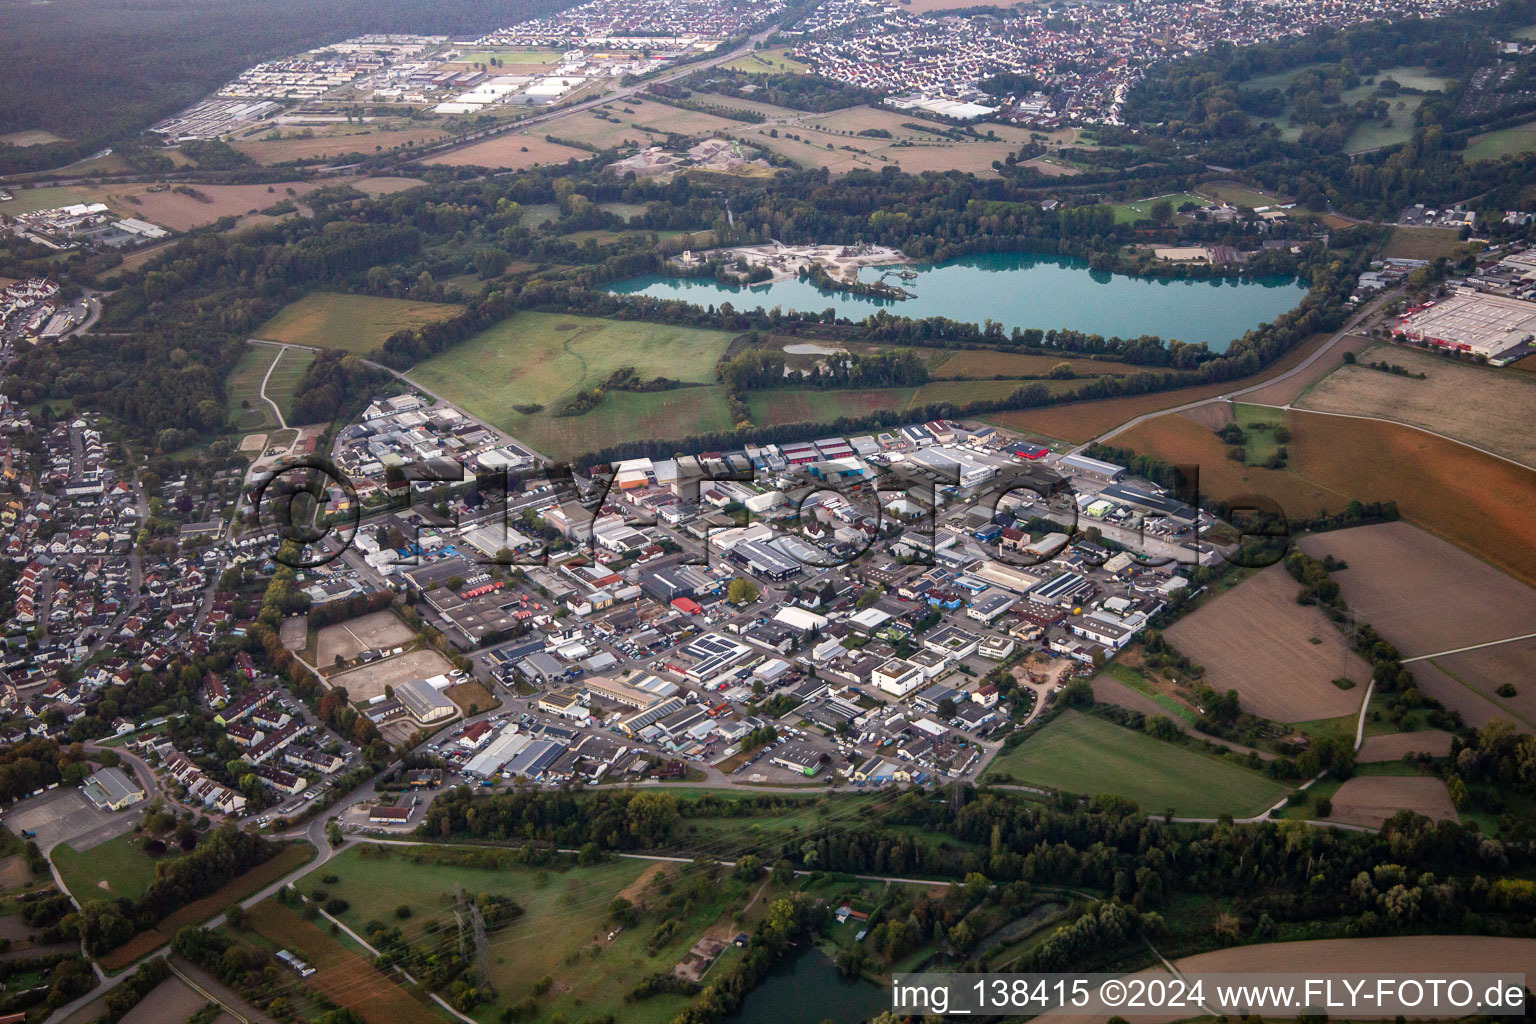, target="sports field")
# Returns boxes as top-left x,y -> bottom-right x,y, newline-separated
983,710 -> 1290,817
255,292 -> 465,356
407,310 -> 738,457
